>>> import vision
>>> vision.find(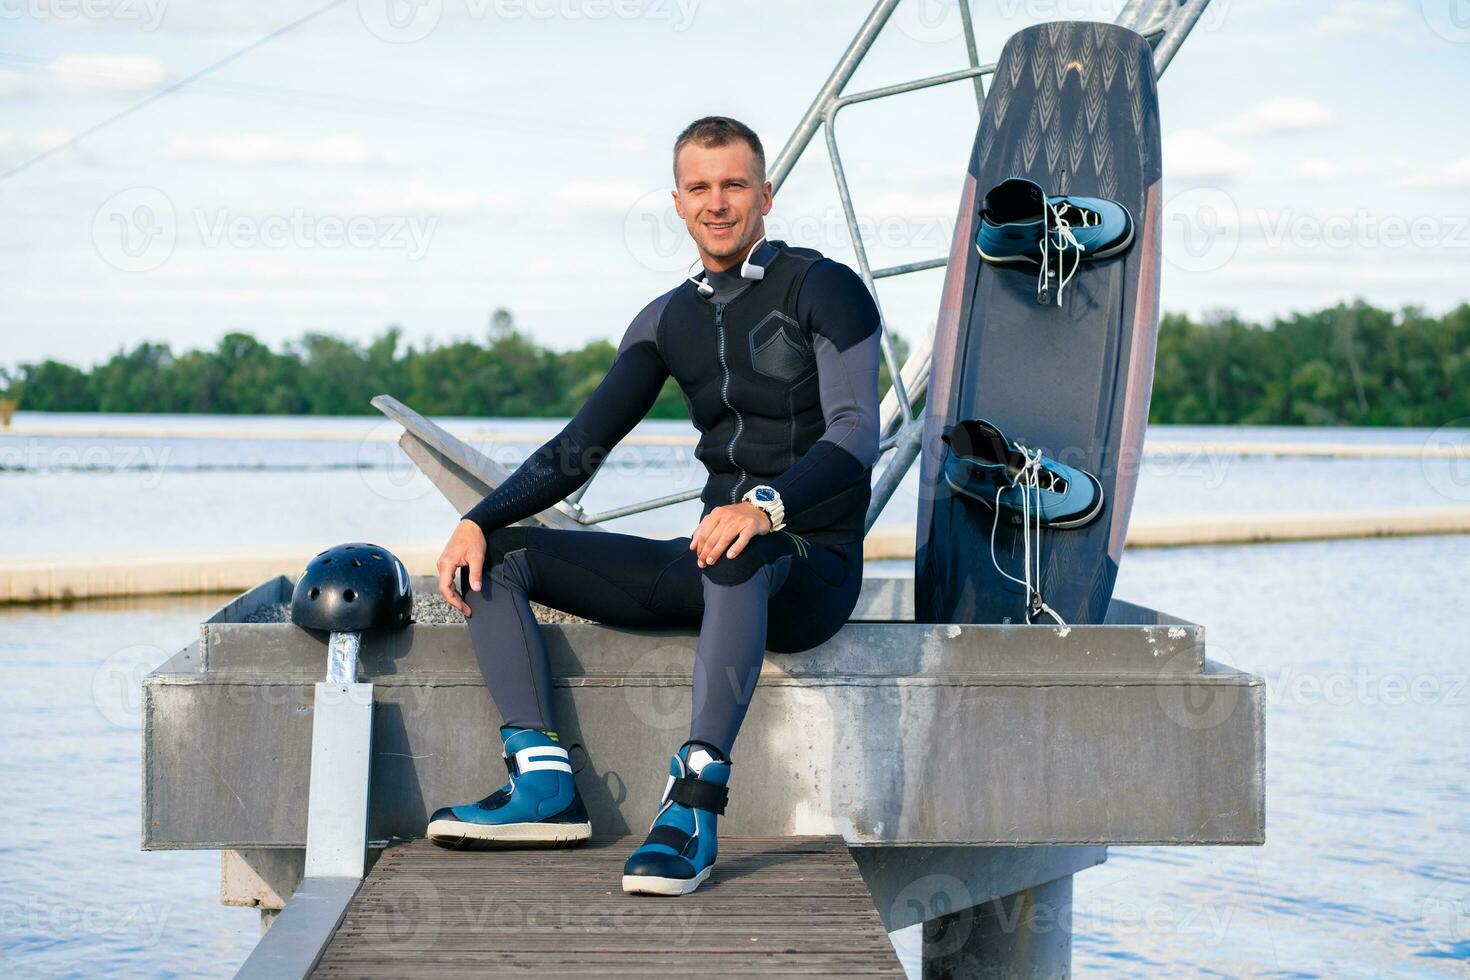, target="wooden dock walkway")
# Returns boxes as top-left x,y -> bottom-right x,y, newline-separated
310,836 -> 905,978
